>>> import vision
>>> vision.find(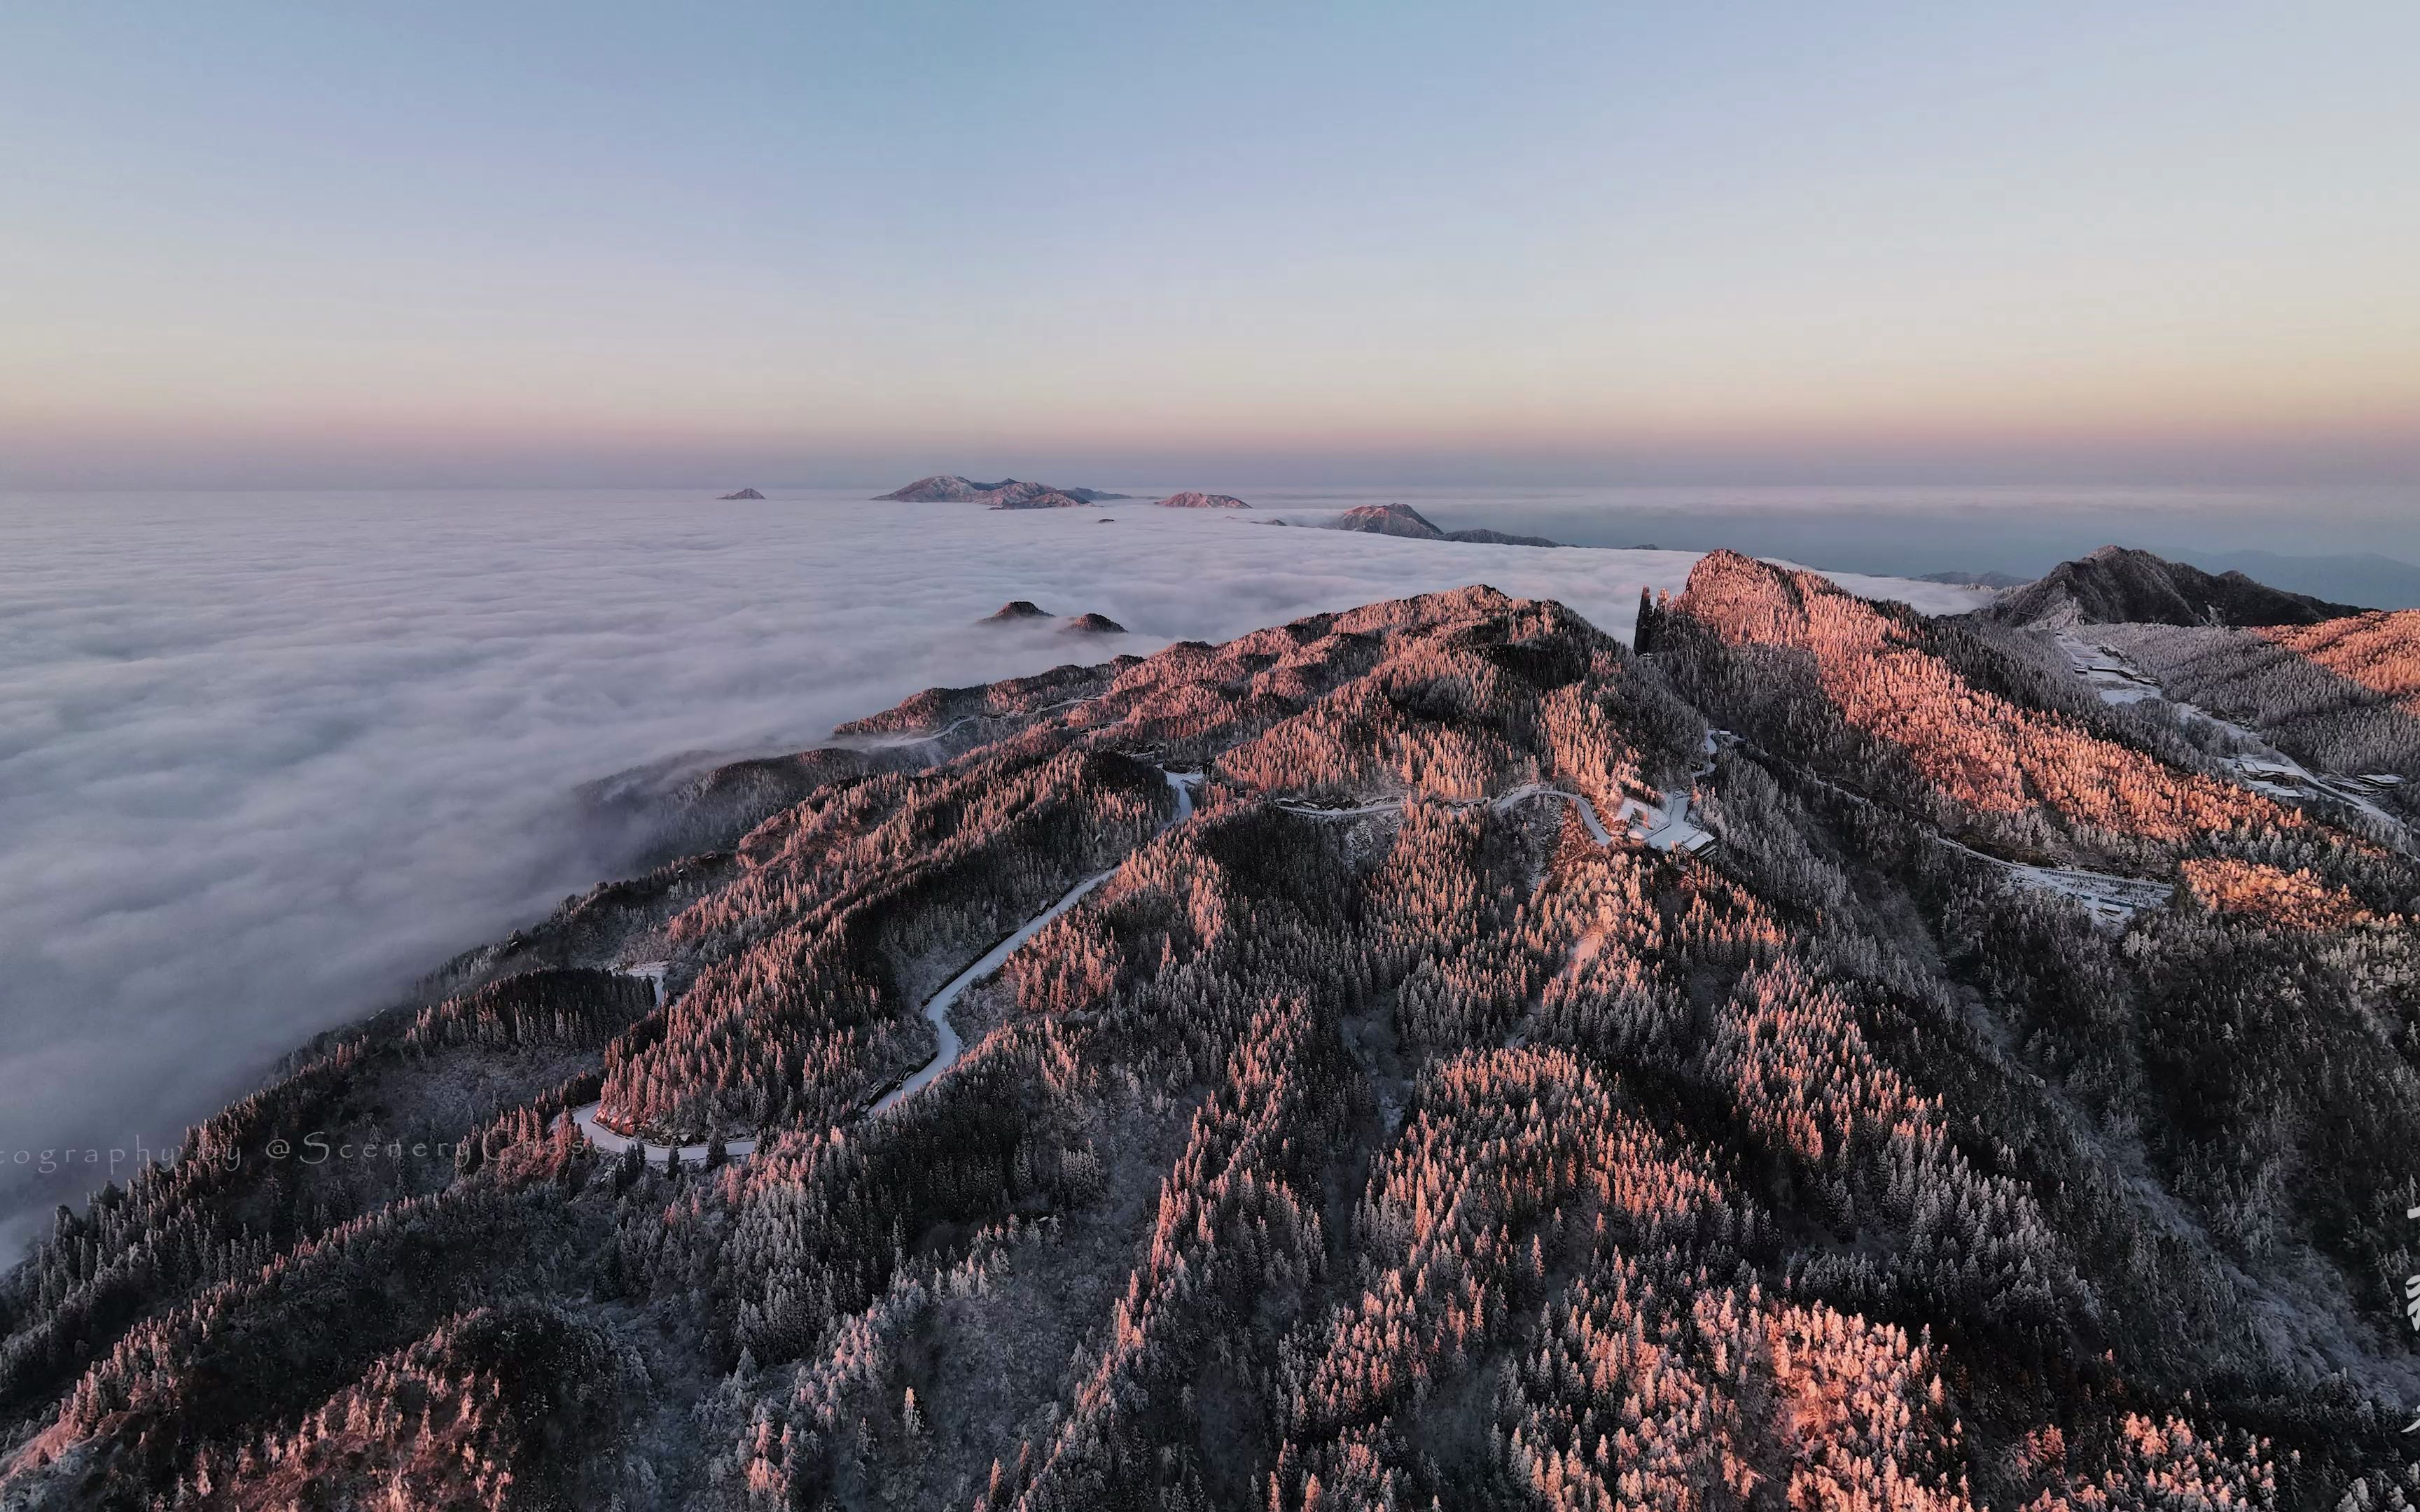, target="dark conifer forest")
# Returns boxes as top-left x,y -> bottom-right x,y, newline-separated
5,563 -> 2418,1510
